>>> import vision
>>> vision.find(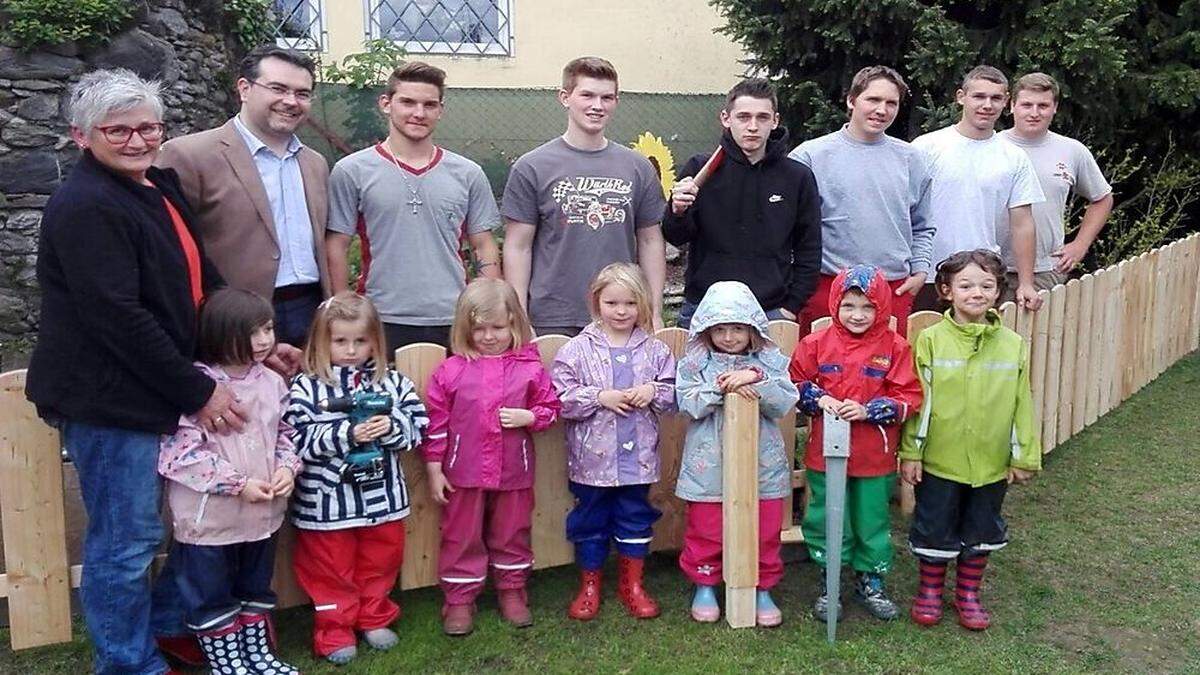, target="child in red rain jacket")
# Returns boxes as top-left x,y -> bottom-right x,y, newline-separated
422,279 -> 561,637
789,264 -> 923,623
